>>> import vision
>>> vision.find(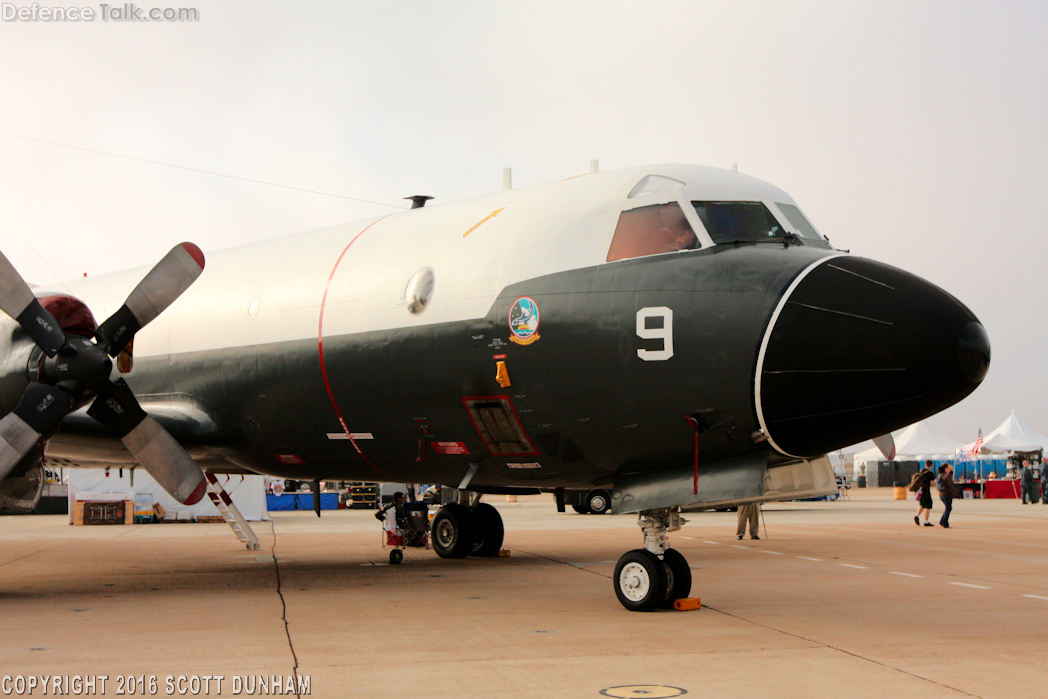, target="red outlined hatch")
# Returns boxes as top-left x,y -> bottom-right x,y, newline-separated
462,396 -> 540,457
